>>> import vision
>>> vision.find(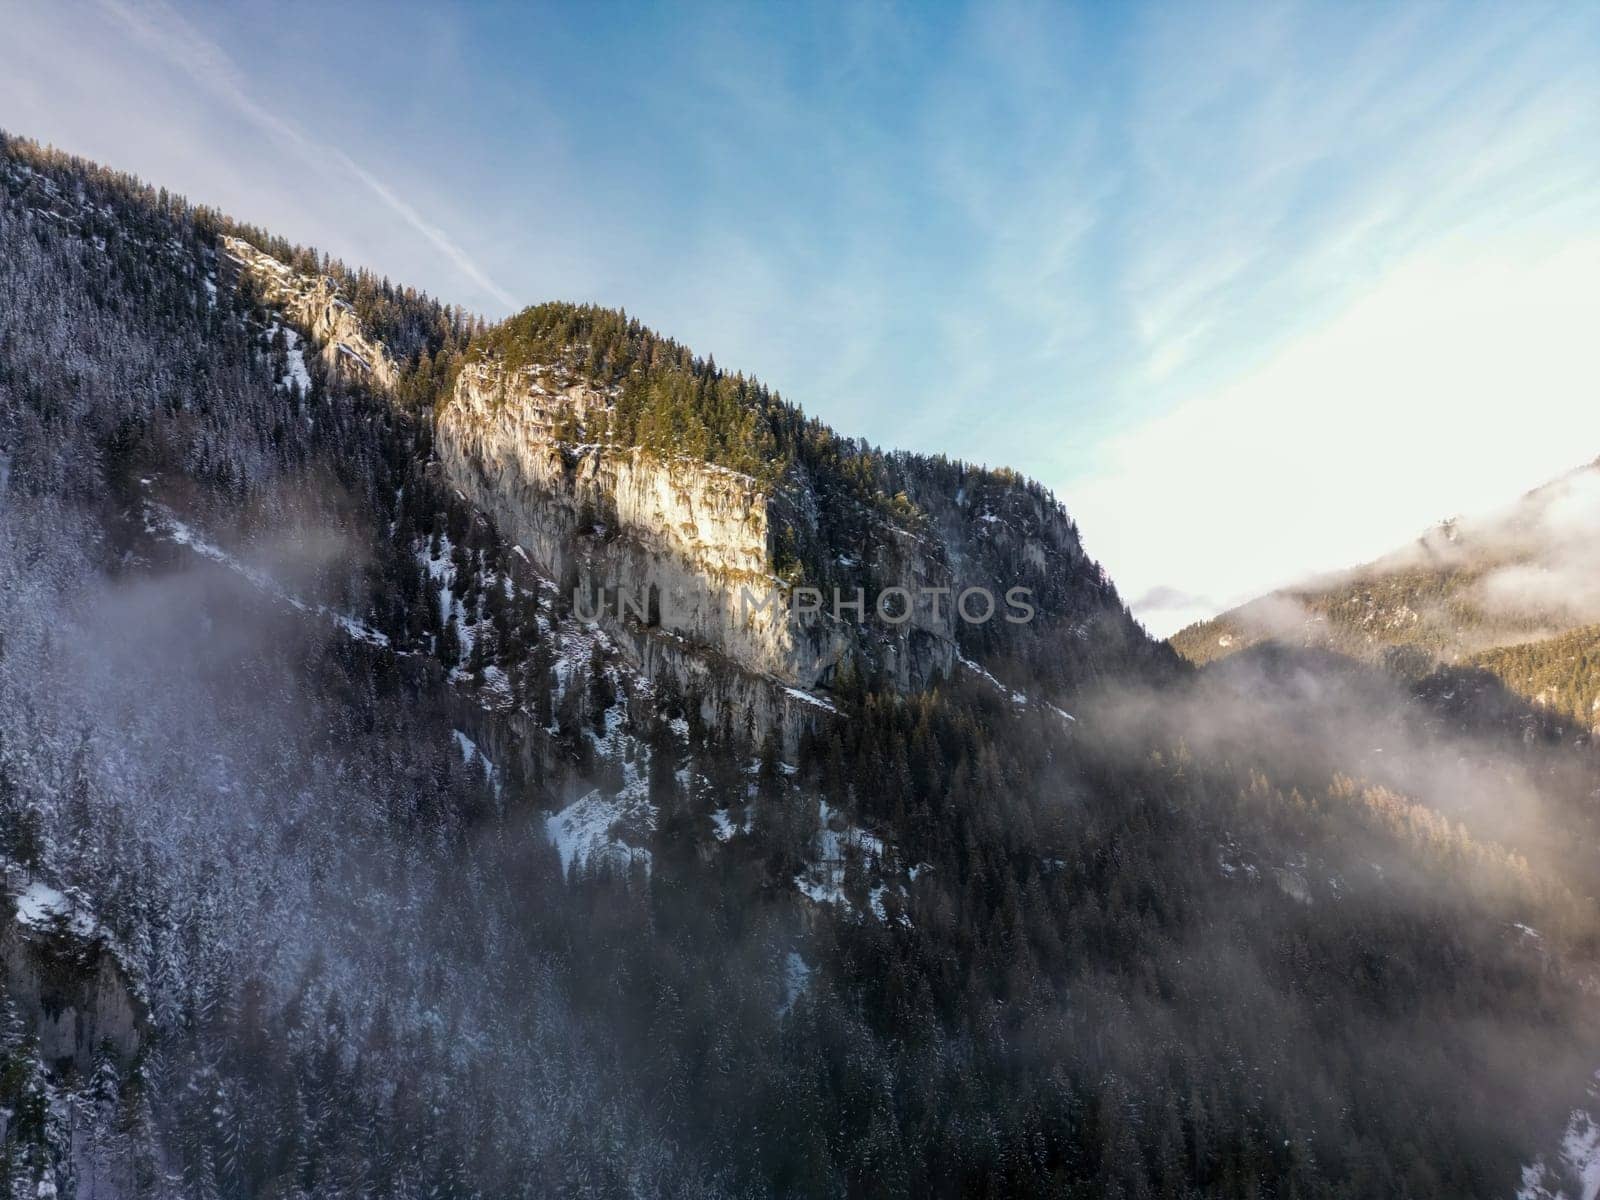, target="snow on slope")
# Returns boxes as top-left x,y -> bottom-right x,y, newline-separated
143,499 -> 389,647
14,879 -> 98,938
1521,1076 -> 1600,1200
546,790 -> 654,878
793,798 -> 911,924
452,730 -> 503,798
778,951 -> 811,1016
